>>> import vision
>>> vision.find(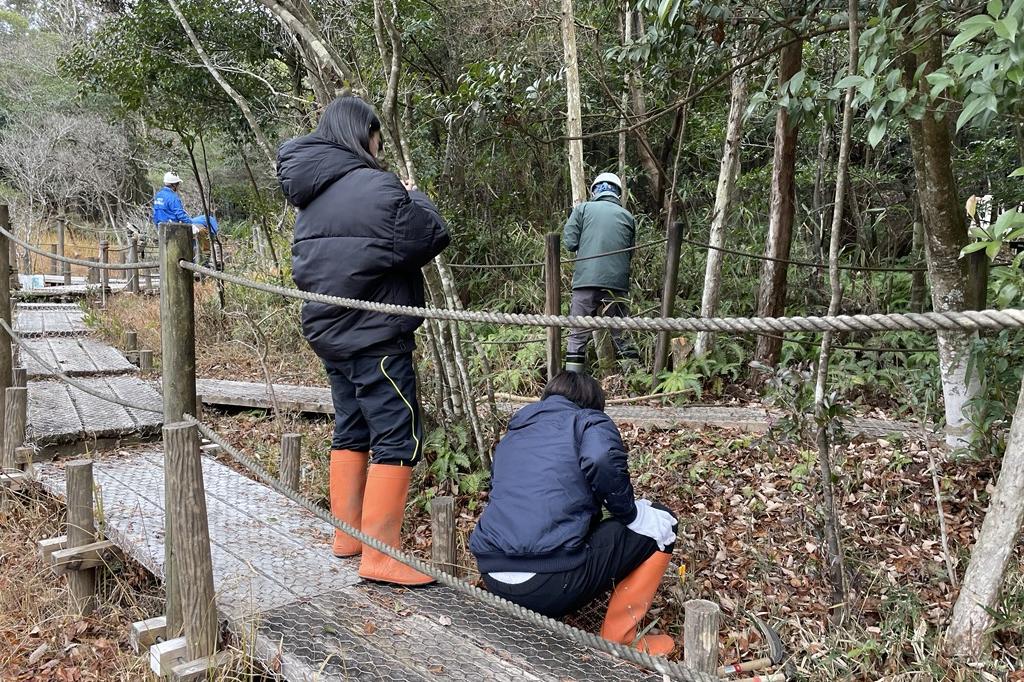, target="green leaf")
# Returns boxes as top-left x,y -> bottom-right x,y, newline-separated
960,241 -> 992,257
657,0 -> 674,23
949,16 -> 995,50
868,119 -> 887,147
1009,166 -> 1024,176
835,74 -> 866,89
956,94 -> 990,130
987,242 -> 1002,260
789,70 -> 806,94
988,0 -> 1003,18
